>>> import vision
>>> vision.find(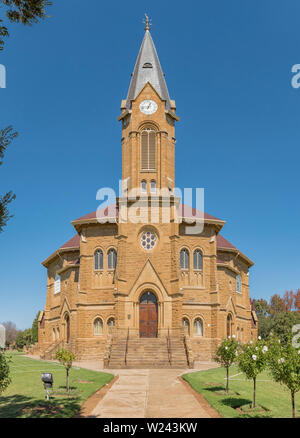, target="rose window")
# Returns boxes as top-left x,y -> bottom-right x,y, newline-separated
141,231 -> 157,250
